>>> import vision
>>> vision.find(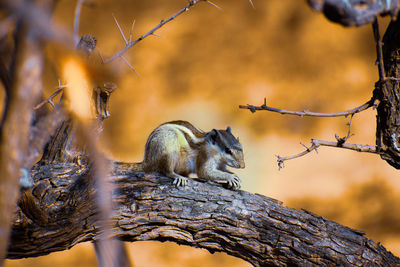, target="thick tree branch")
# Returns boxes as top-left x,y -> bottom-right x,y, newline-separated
6,162 -> 400,266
